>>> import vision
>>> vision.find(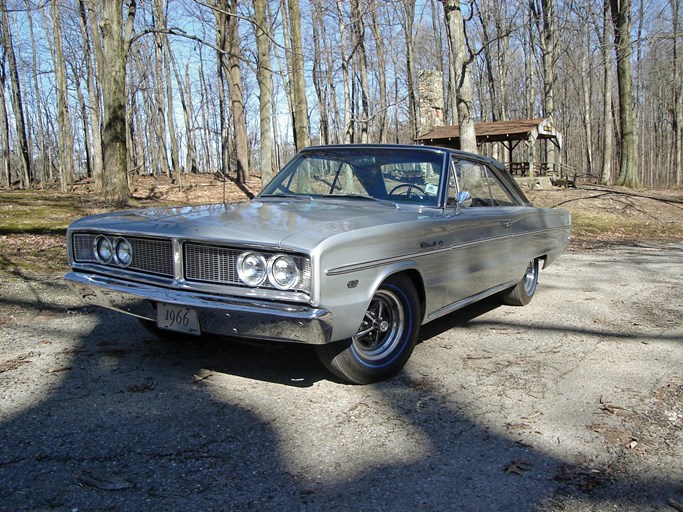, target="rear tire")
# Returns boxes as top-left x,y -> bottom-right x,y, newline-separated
316,274 -> 420,384
502,258 -> 539,306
